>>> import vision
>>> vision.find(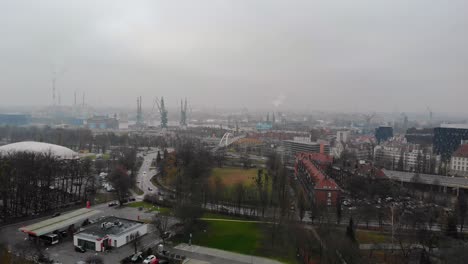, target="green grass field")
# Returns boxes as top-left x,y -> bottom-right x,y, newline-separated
193,220 -> 262,255
210,167 -> 258,188
178,217 -> 300,264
